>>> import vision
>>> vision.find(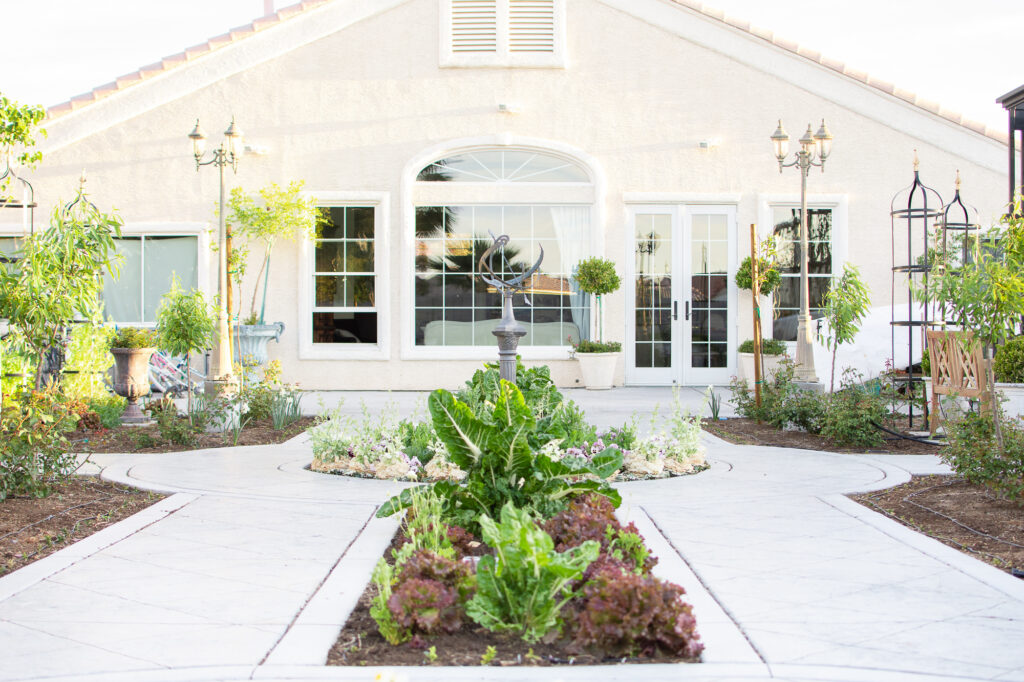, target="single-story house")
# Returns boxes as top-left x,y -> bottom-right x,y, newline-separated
2,0 -> 1010,389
